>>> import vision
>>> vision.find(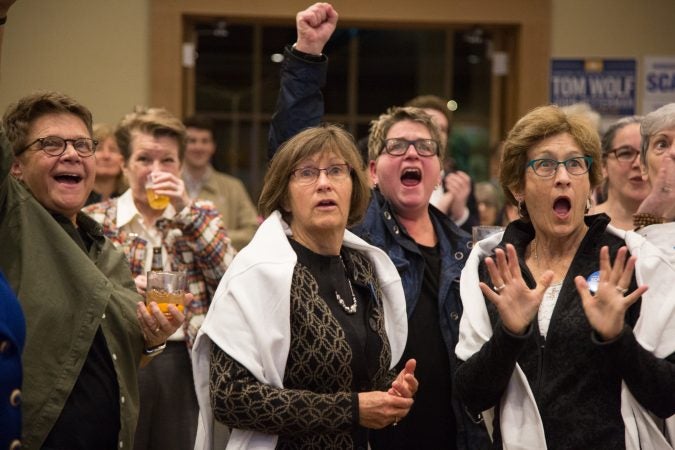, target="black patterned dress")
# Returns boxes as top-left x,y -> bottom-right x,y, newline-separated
209,240 -> 396,449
